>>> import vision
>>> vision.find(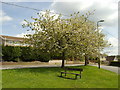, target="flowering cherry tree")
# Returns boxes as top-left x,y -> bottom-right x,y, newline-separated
22,10 -> 110,67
